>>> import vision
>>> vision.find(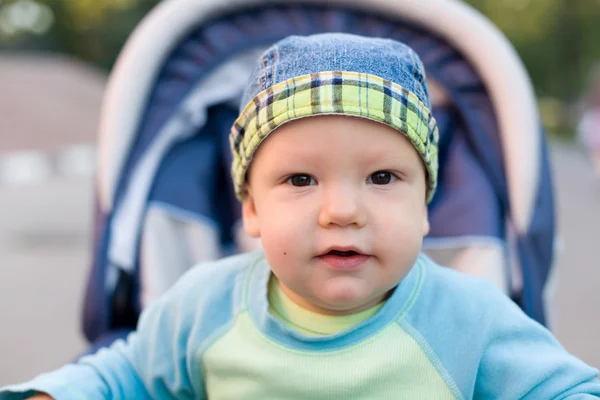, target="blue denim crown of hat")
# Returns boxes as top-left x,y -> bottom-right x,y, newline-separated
240,33 -> 432,111
231,33 -> 439,202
